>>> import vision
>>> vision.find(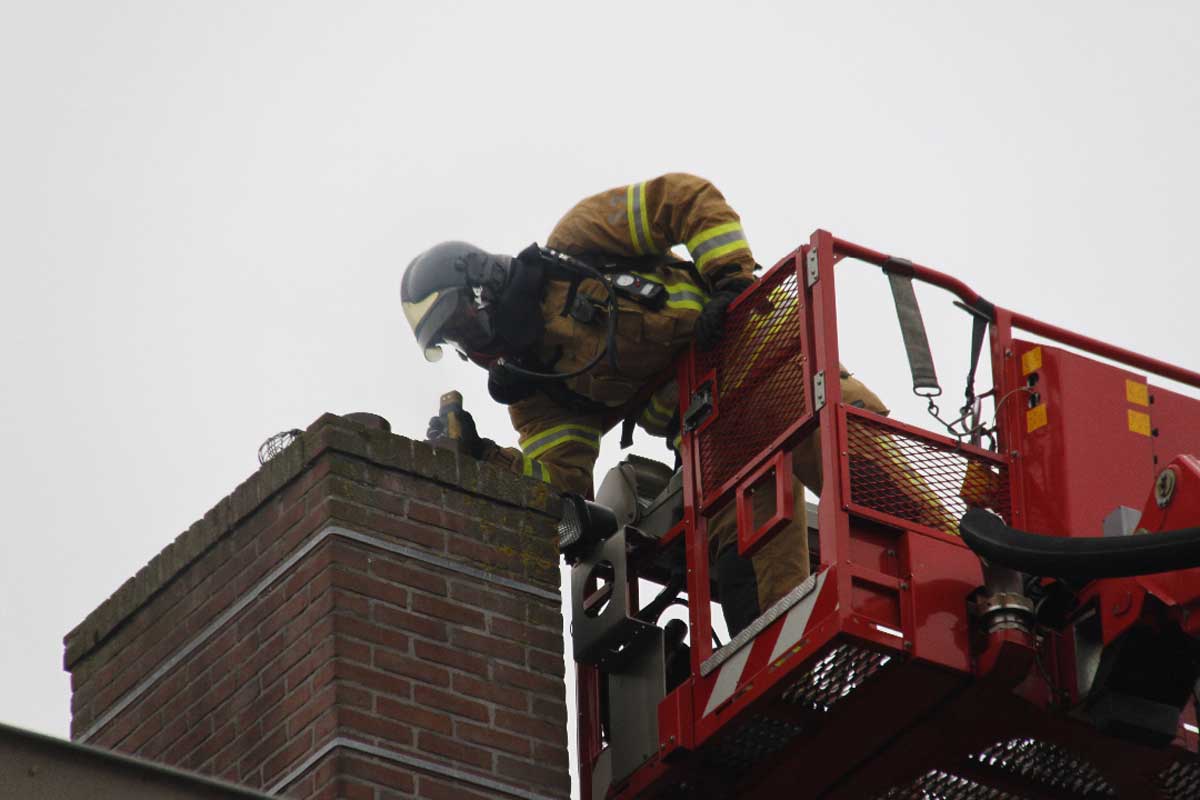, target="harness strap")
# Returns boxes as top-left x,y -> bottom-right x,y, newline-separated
885,257 -> 941,397
963,295 -> 996,409
620,417 -> 637,449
